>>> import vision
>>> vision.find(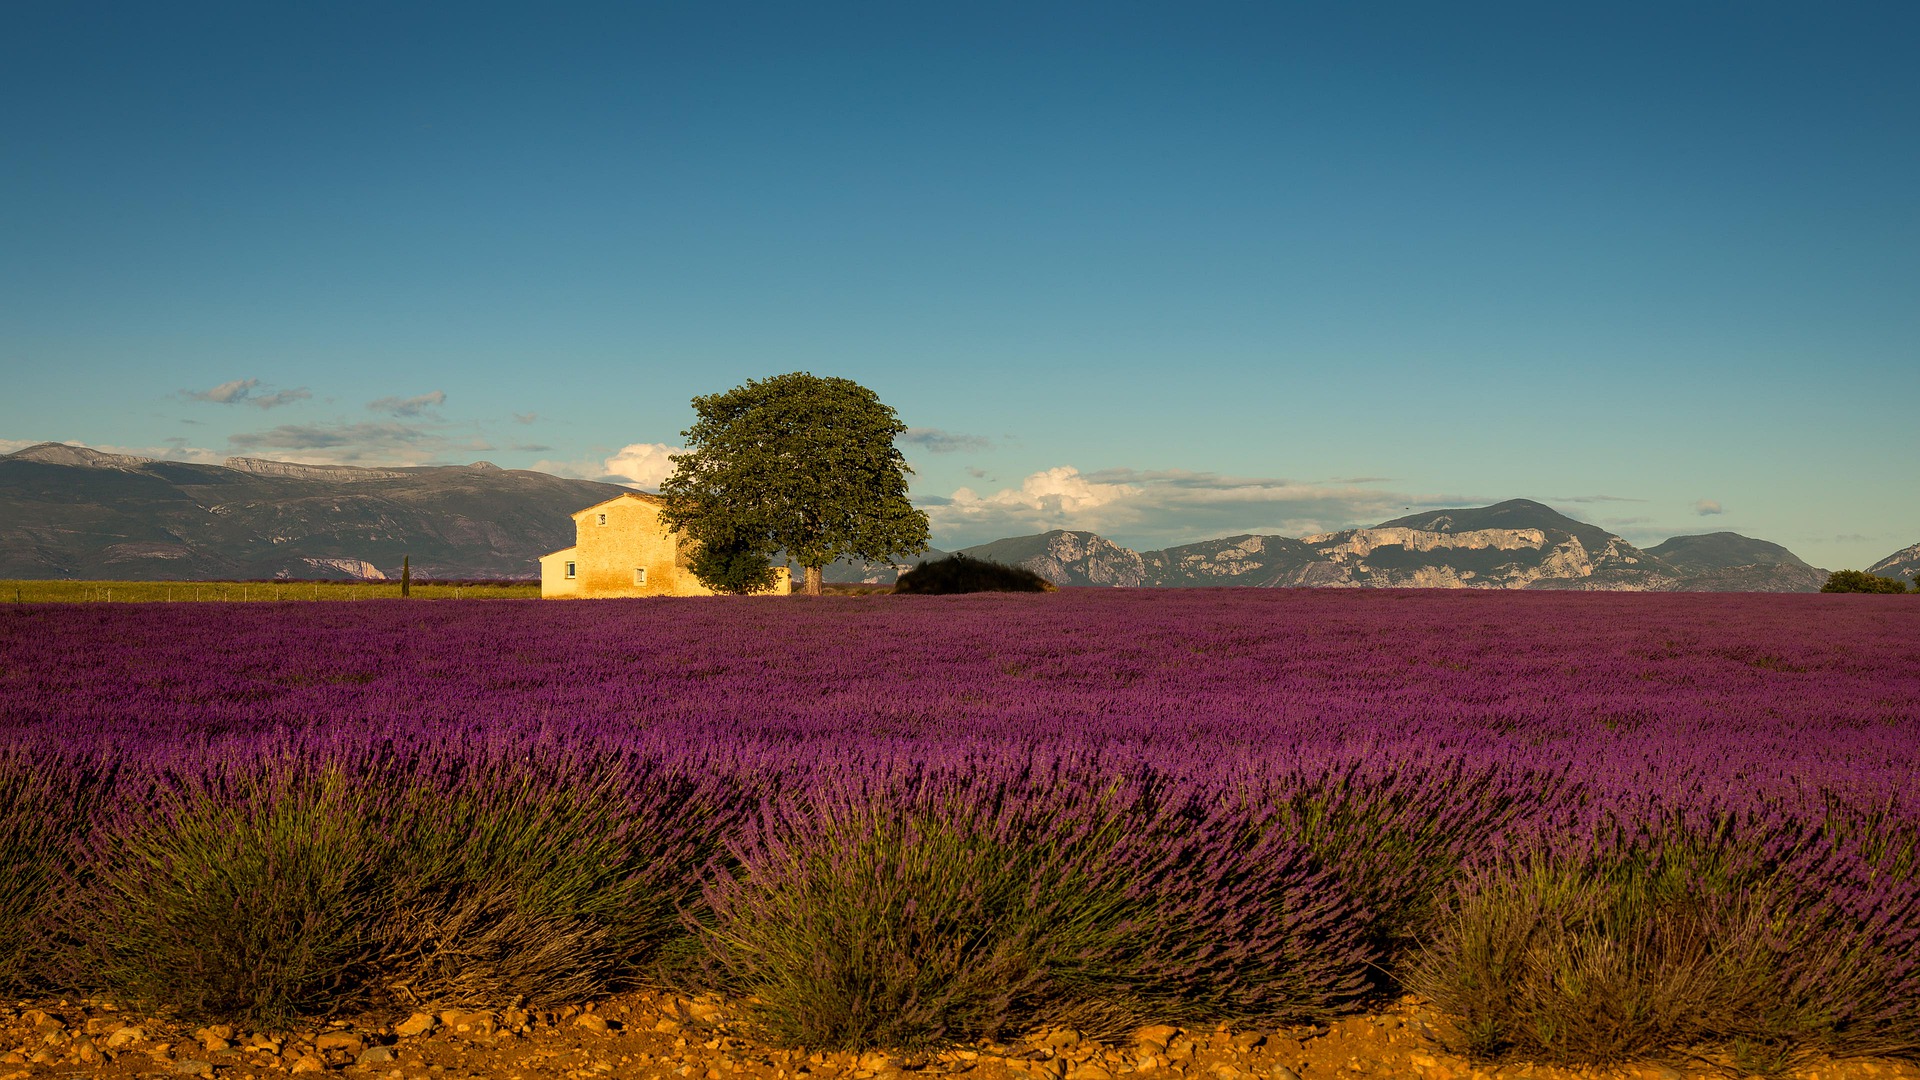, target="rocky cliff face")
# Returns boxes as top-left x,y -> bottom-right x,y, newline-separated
1867,543 -> 1920,588
960,531 -> 1148,587
953,500 -> 1820,592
